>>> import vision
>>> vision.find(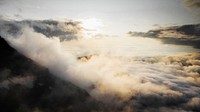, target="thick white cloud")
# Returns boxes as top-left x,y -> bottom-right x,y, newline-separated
1,19 -> 200,111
